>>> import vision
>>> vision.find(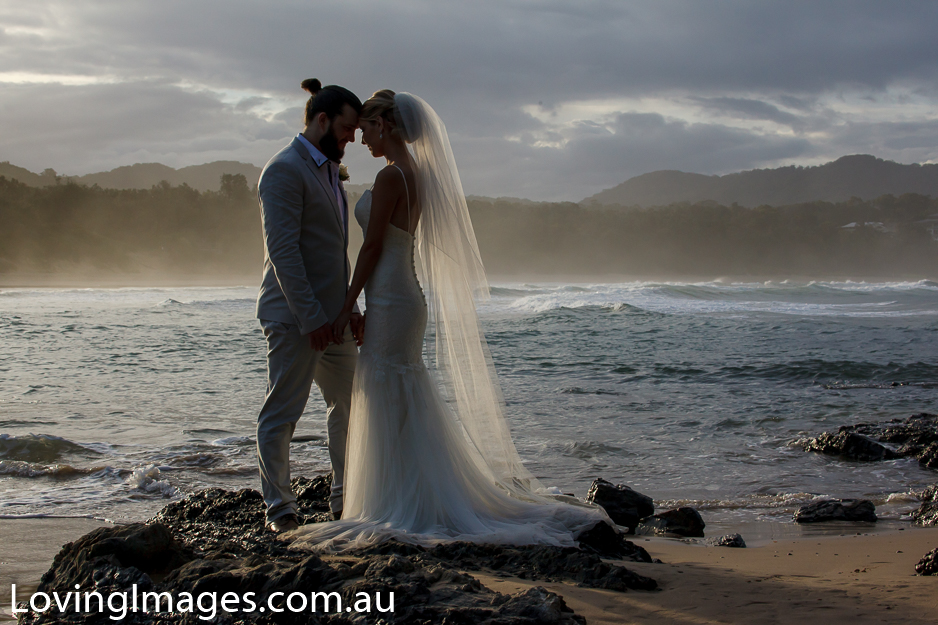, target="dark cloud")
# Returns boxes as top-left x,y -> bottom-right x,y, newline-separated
1,1 -> 937,199
690,97 -> 805,128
